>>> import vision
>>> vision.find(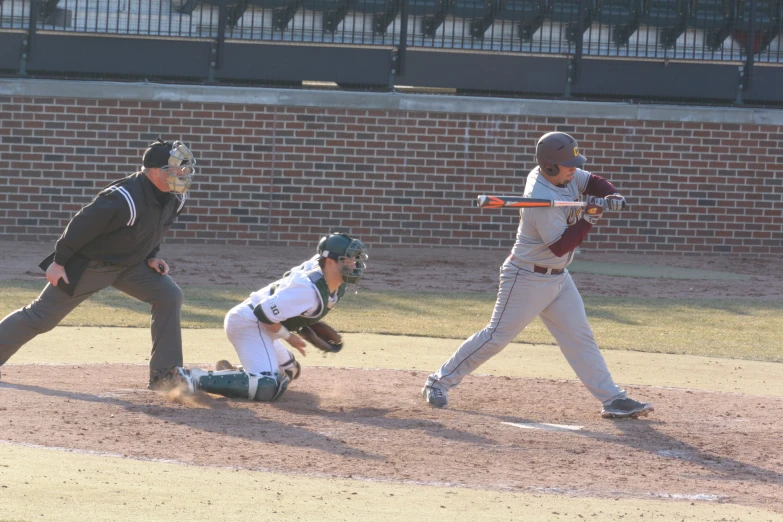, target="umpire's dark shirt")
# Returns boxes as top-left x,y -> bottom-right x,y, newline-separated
53,172 -> 186,267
